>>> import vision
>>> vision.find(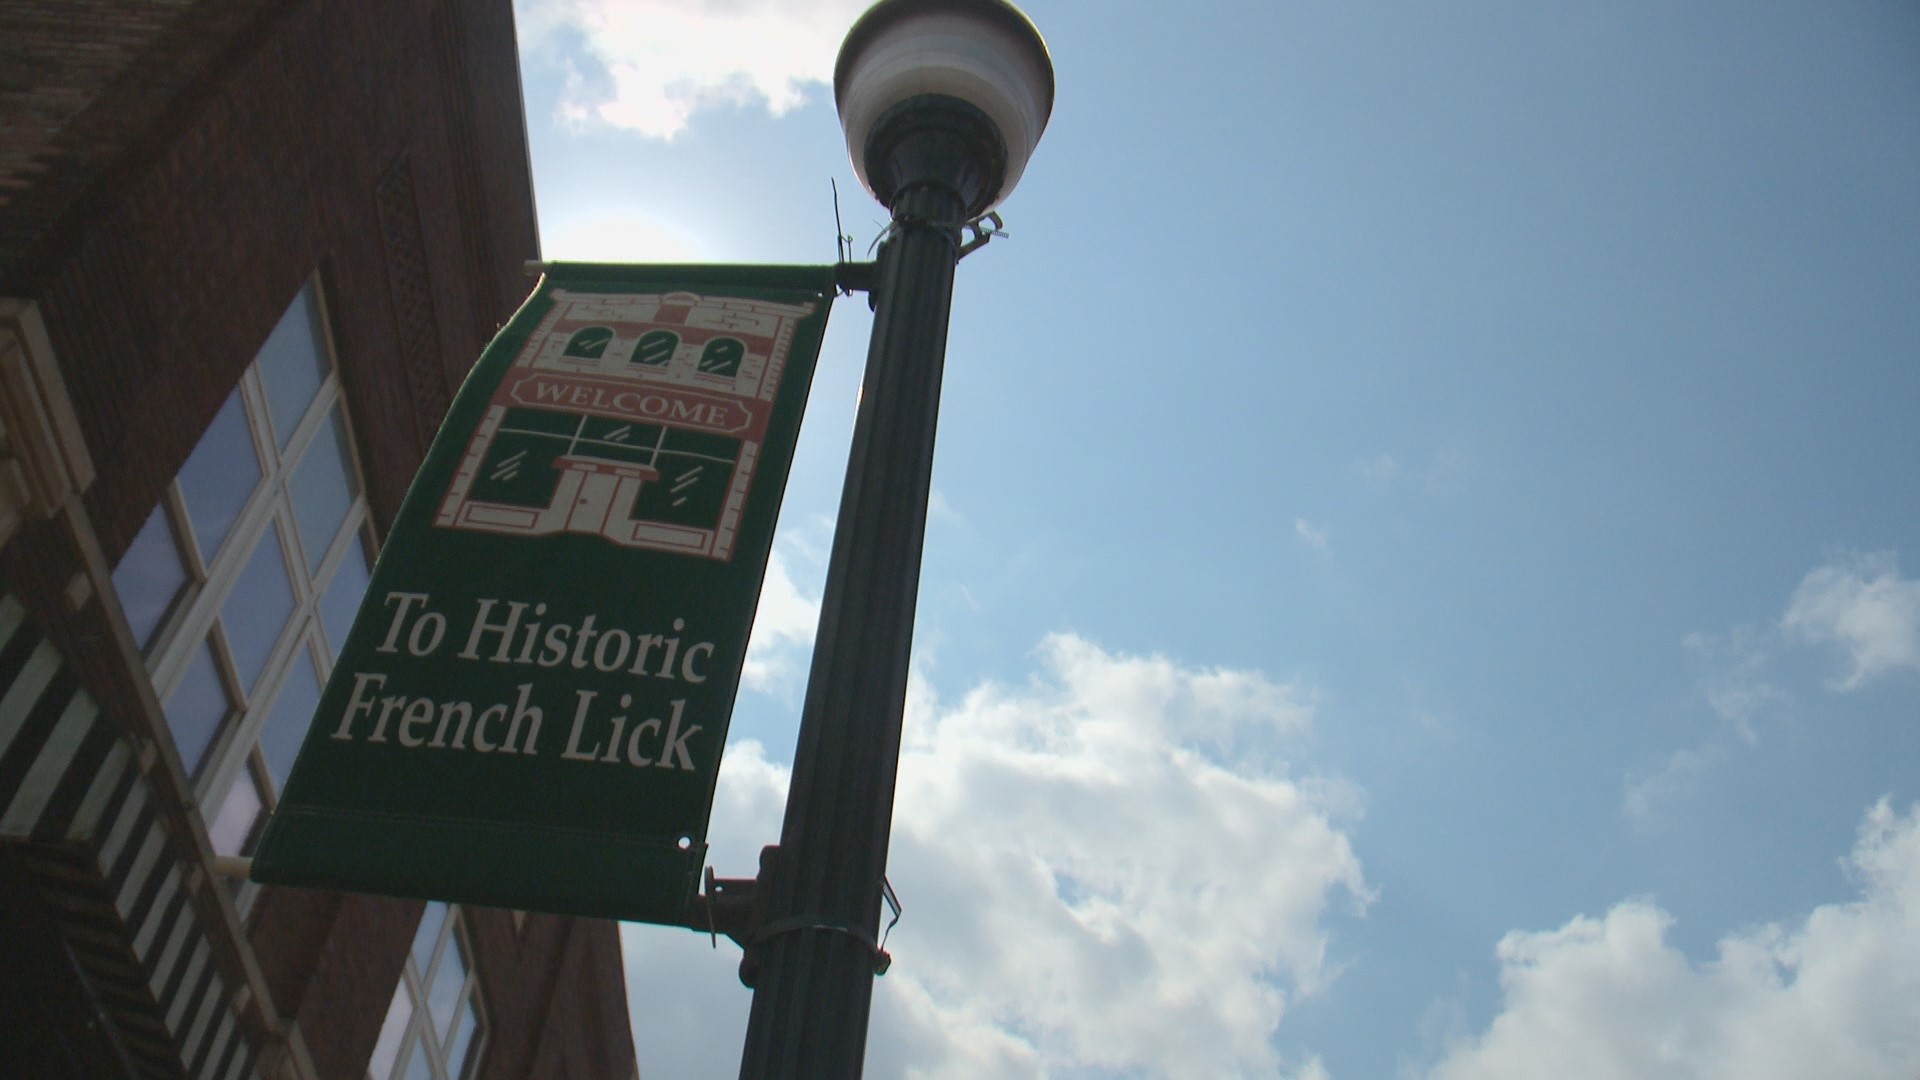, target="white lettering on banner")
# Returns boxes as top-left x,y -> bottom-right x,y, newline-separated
337,591 -> 718,772
520,379 -> 744,432
559,691 -> 701,770
435,597 -> 715,684
330,679 -> 702,772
